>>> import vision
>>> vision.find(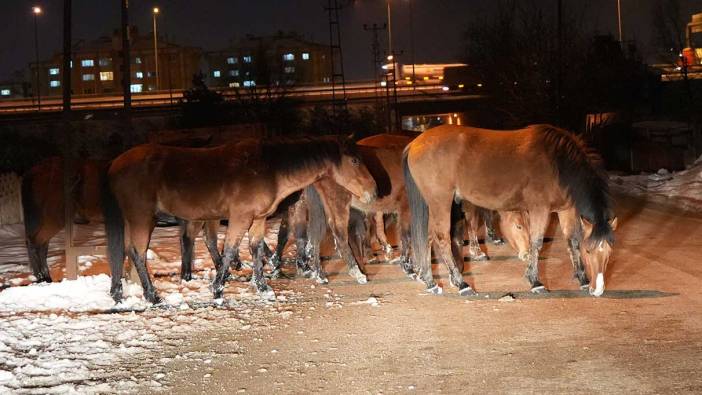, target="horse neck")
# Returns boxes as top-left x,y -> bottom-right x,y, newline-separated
273,160 -> 332,199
